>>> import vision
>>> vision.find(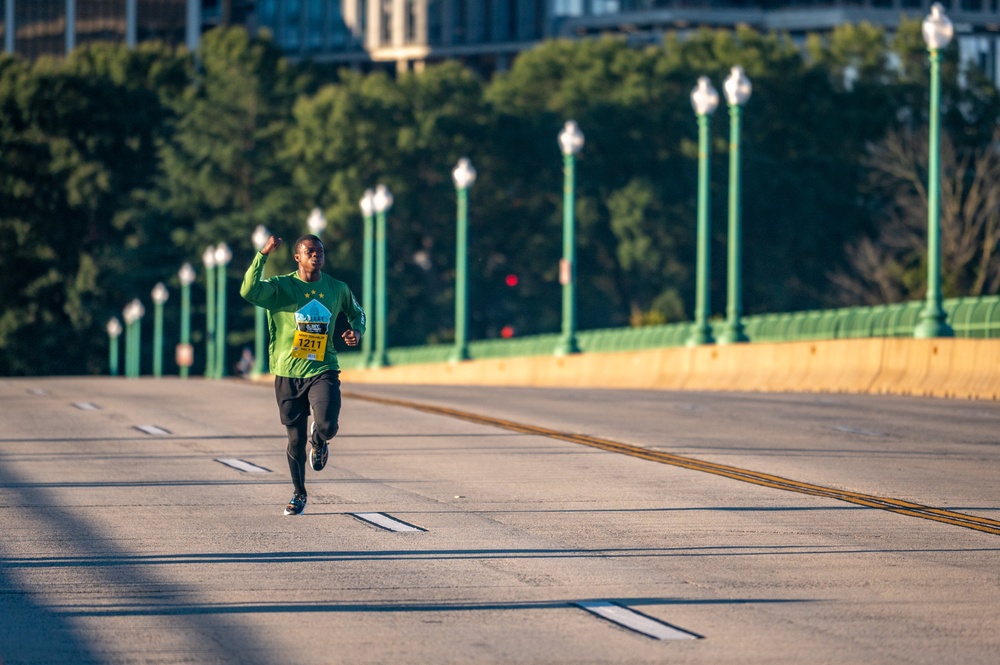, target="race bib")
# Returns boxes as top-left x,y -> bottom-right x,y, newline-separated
291,329 -> 327,361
